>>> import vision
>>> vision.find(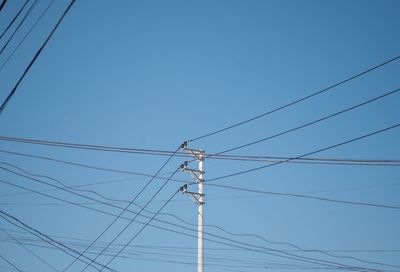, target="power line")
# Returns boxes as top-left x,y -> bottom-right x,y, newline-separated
206,183 -> 400,210
0,0 -> 29,41
0,235 -> 328,272
99,187 -> 181,271
0,149 -> 395,272
0,227 -> 60,272
0,0 -> 76,115
1,161 -> 397,270
189,54 -> 400,142
1,138 -> 398,167
0,210 -> 117,272
64,146 -> 183,272
0,0 -> 56,71
0,135 -> 190,156
0,254 -> 23,272
1,161 -> 398,270
0,178 -> 387,272
207,87 -> 400,157
204,122 -> 400,183
0,148 -> 188,183
0,0 -> 8,12
0,163 -> 397,270
0,0 -> 39,57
